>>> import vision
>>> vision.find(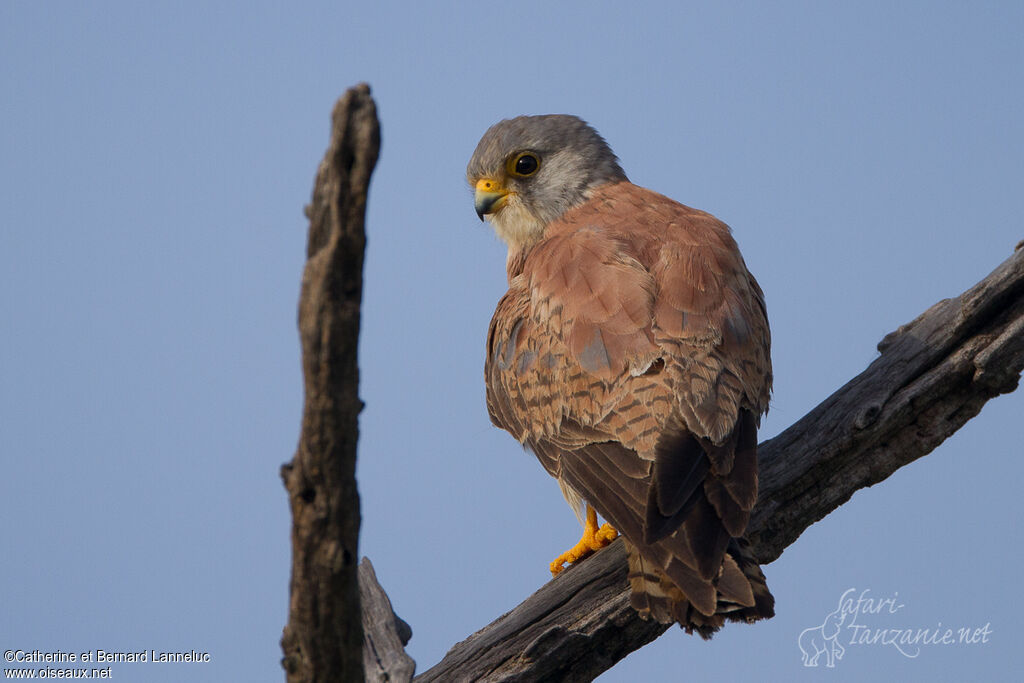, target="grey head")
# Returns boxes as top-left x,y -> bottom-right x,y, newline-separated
466,115 -> 628,249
